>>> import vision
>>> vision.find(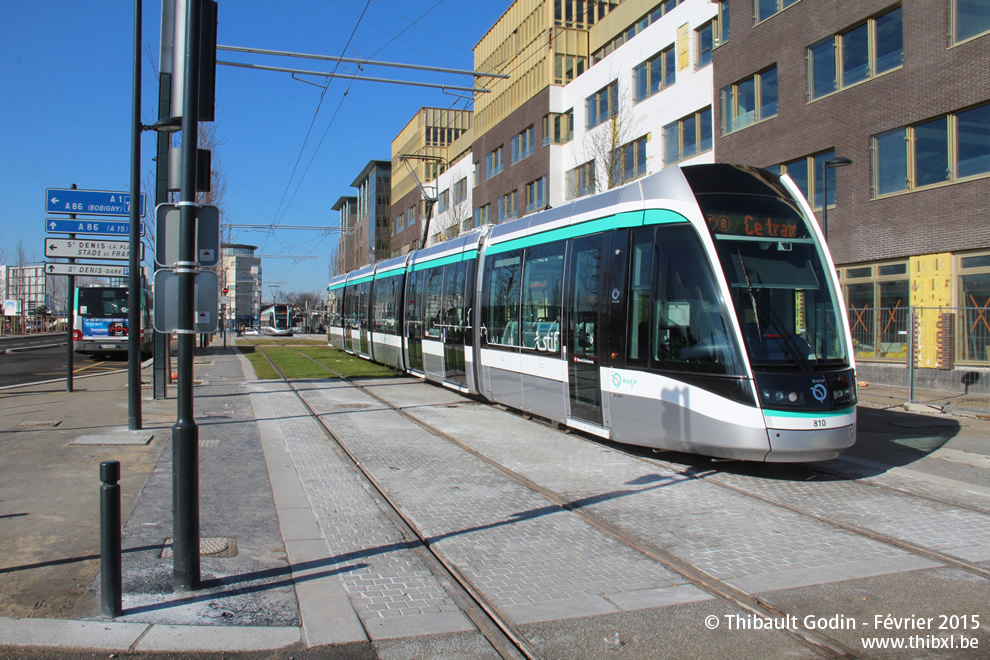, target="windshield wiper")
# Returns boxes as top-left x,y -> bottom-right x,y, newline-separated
735,249 -> 812,371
